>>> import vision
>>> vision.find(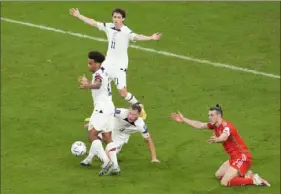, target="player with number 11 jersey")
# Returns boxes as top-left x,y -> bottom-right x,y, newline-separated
70,7 -> 162,121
